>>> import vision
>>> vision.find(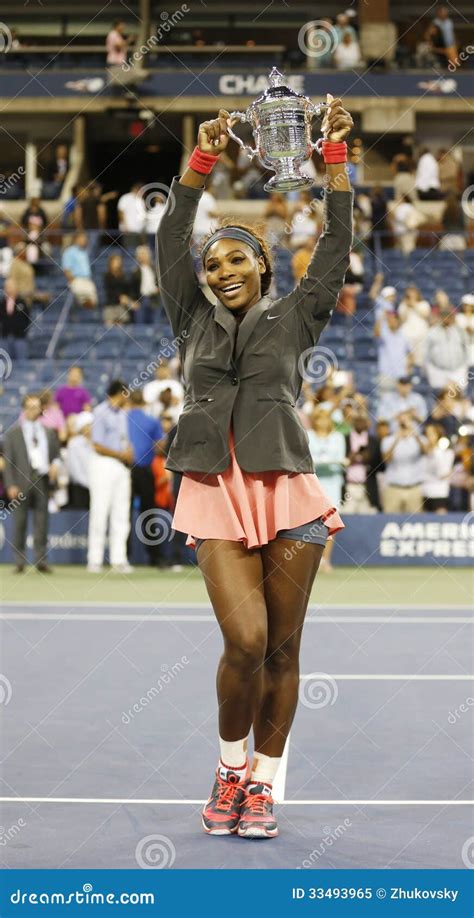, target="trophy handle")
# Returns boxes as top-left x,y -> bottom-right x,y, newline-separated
226,111 -> 257,161
307,100 -> 328,155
